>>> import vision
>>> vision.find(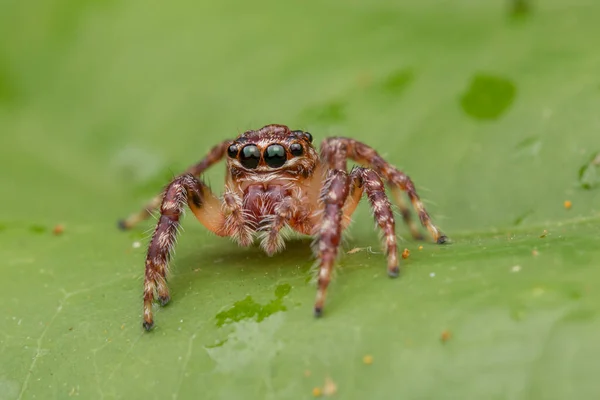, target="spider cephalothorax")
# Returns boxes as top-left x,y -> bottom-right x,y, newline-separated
226,125 -> 318,180
119,124 -> 447,331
